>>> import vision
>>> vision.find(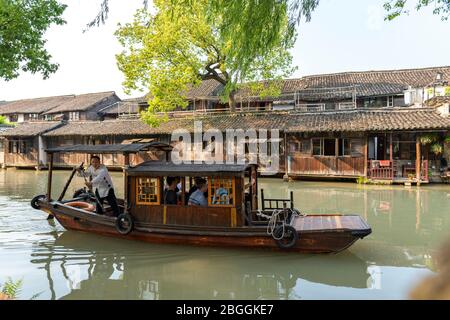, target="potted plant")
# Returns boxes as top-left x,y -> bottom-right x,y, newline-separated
431,143 -> 443,156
